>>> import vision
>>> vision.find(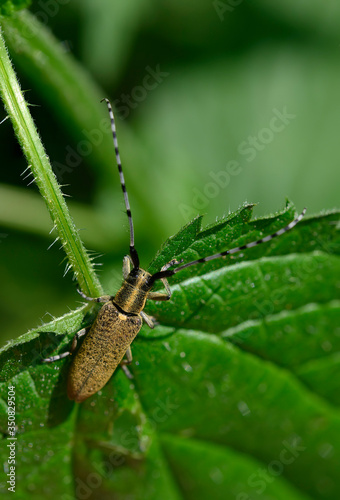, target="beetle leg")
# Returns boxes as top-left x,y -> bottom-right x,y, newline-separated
148,285 -> 171,301
140,311 -> 155,328
77,289 -> 111,303
42,327 -> 88,363
124,346 -> 133,364
148,275 -> 171,301
120,347 -> 133,379
122,255 -> 133,279
148,258 -> 182,301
